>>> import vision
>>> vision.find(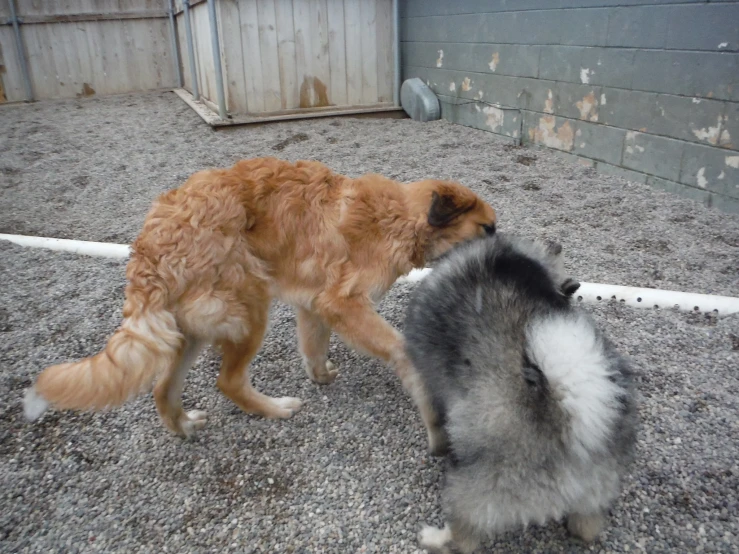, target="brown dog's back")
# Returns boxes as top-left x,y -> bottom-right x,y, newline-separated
24,157 -> 497,438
